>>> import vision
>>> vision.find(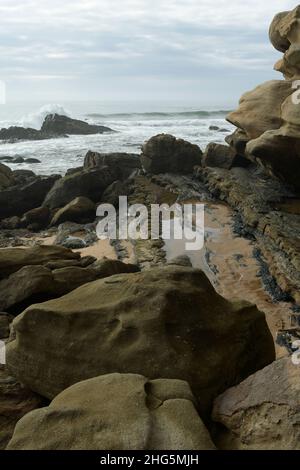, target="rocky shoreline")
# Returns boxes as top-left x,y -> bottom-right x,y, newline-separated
0,6 -> 300,451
